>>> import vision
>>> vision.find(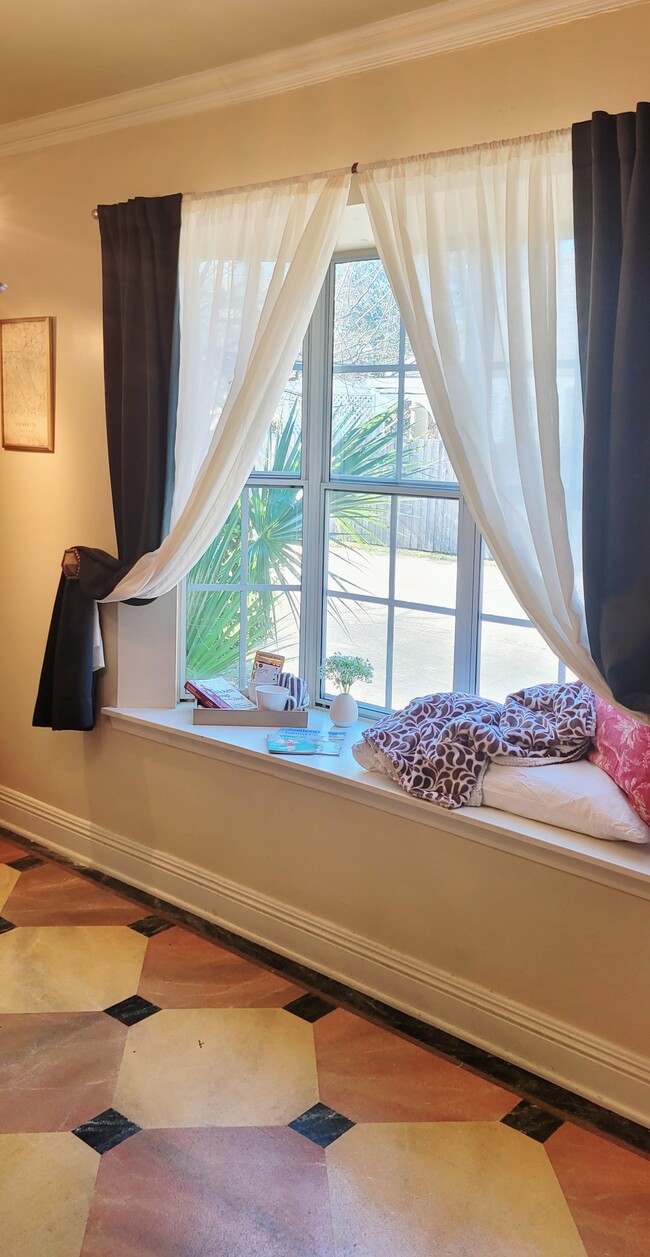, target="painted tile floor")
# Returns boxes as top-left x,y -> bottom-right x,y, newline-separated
1,830 -> 649,1256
